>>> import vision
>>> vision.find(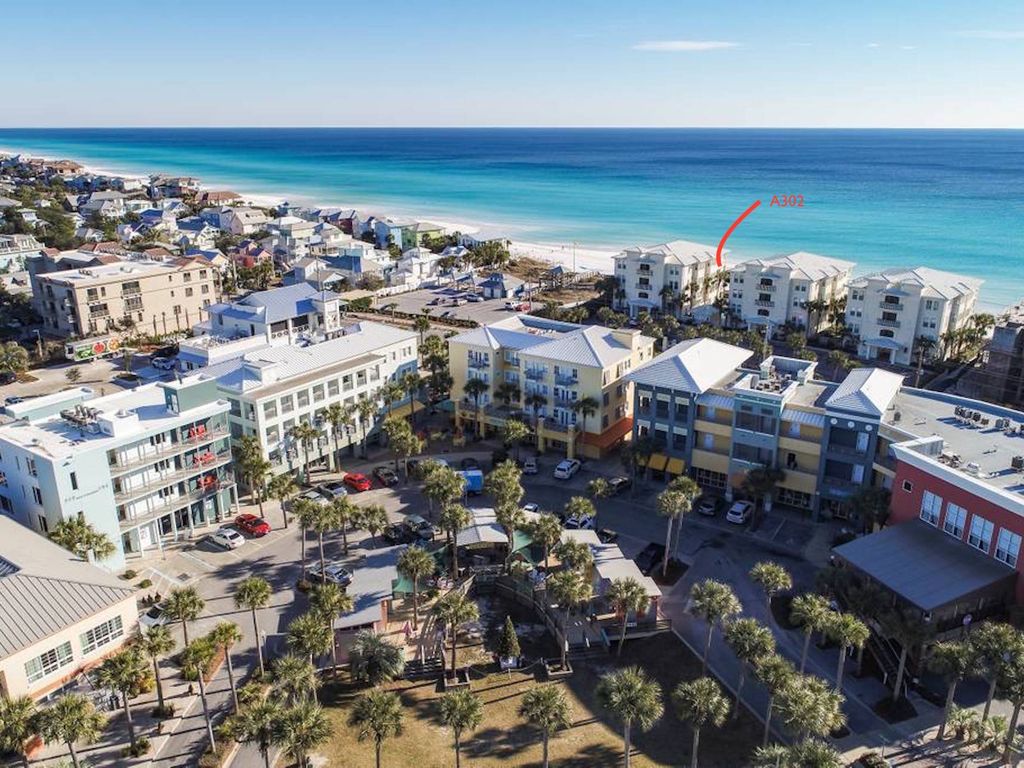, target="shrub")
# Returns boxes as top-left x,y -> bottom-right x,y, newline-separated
137,578 -> 153,589
121,735 -> 151,757
122,569 -> 138,580
858,752 -> 888,768
152,703 -> 176,719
